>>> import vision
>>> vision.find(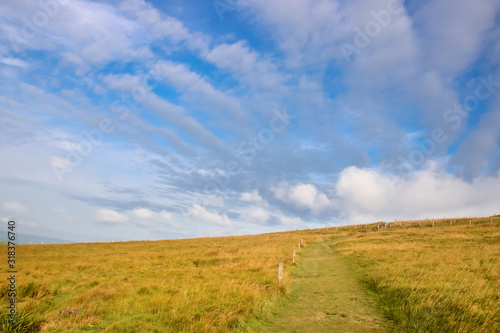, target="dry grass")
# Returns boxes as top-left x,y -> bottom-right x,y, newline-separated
1,216 -> 498,332
0,229 -> 335,332
335,216 -> 500,332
